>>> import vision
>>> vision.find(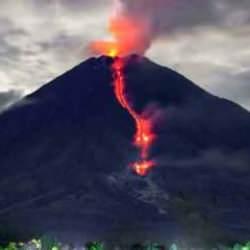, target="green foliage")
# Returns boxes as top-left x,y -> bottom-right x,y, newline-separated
241,242 -> 250,250
85,241 -> 103,250
41,236 -> 60,250
240,242 -> 250,250
233,243 -> 242,250
144,242 -> 165,250
131,243 -> 144,250
169,244 -> 177,250
2,239 -> 250,250
7,243 -> 17,250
